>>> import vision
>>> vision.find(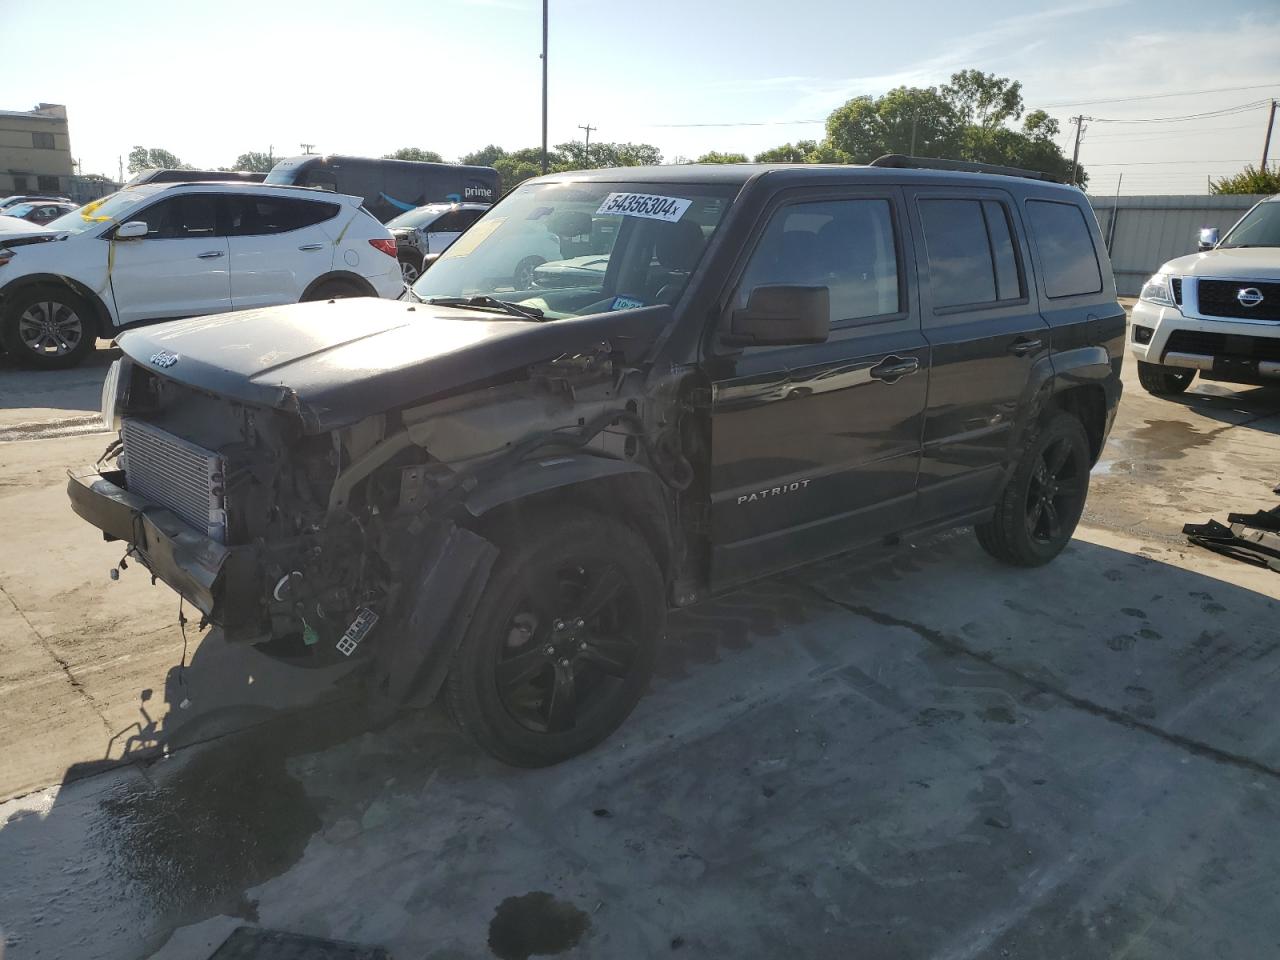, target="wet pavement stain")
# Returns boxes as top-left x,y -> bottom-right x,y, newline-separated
91,702 -> 371,941
487,891 -> 590,960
